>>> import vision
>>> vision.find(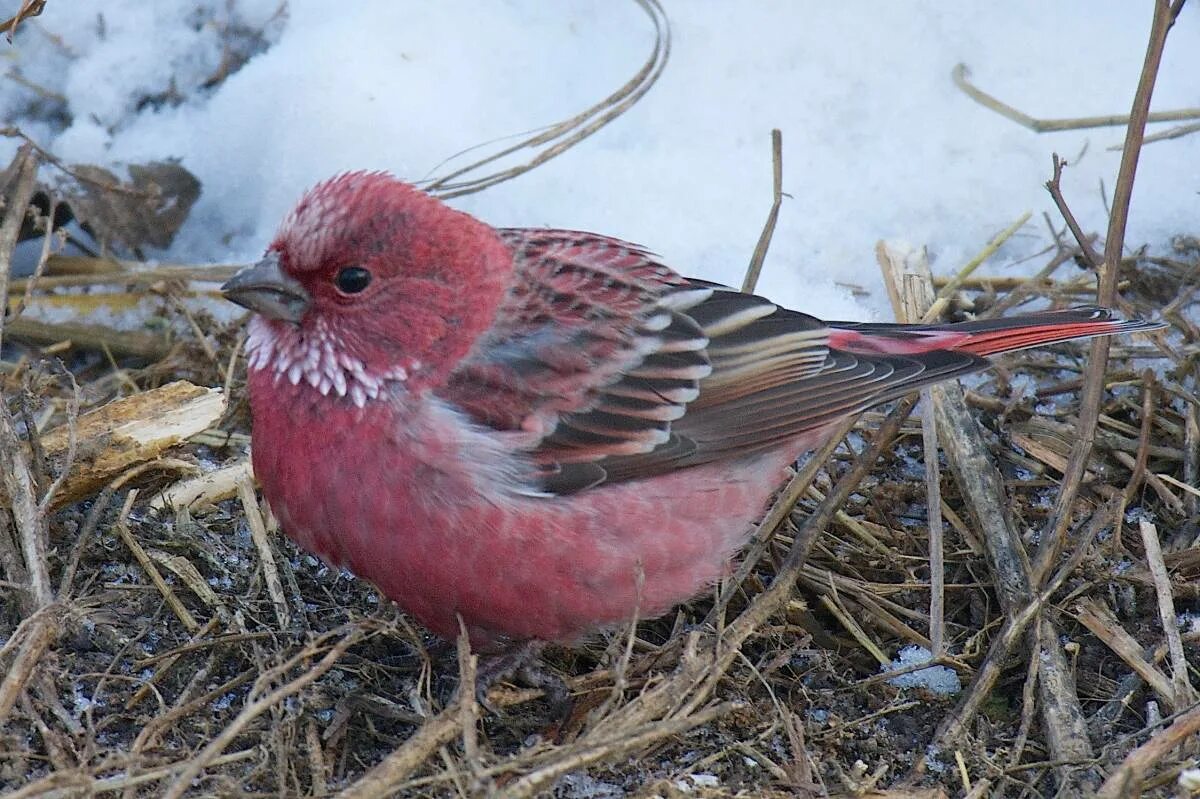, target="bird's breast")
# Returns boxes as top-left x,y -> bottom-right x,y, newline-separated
248,368 -> 529,554
245,365 -> 796,645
